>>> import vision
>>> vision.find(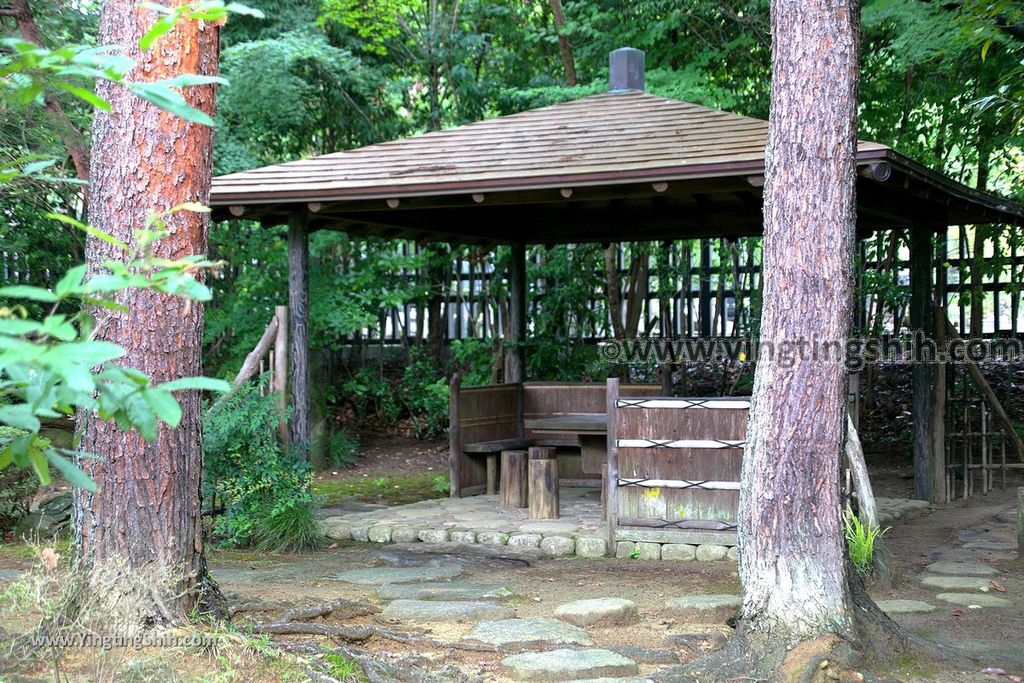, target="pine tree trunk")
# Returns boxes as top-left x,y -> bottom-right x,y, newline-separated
740,0 -> 859,642
74,0 -> 220,621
